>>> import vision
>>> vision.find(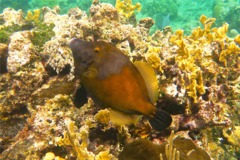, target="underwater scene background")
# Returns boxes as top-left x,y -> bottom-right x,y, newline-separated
0,0 -> 239,160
